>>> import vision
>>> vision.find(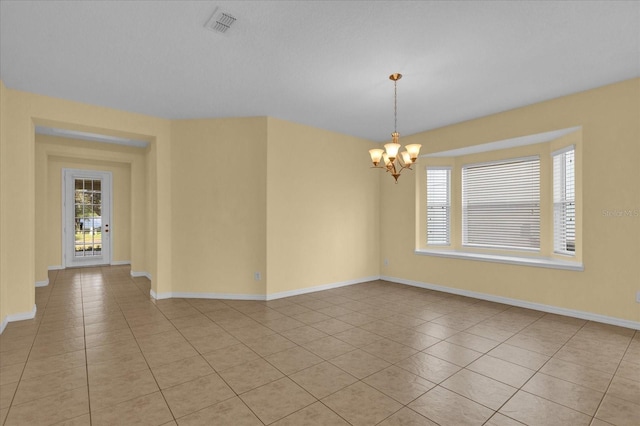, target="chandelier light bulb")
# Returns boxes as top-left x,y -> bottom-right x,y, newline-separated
369,149 -> 384,166
384,143 -> 401,160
